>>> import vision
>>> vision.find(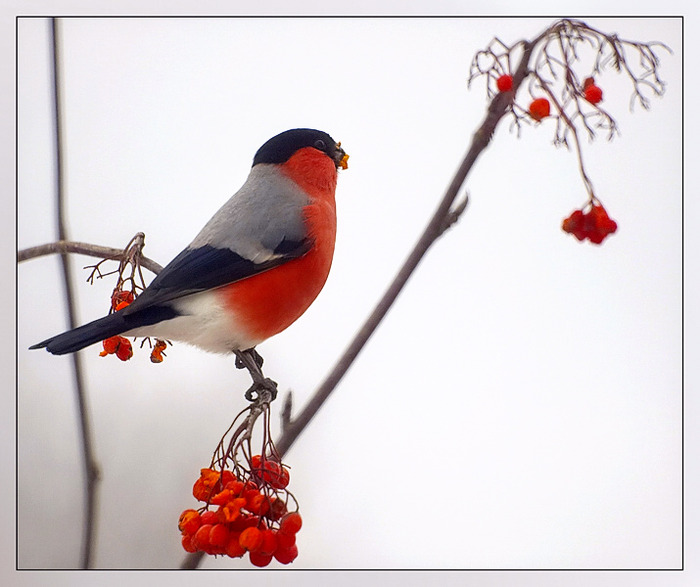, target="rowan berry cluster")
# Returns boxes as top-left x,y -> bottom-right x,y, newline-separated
179,460 -> 301,566
98,288 -> 168,362
99,335 -> 133,361
562,203 -> 618,244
